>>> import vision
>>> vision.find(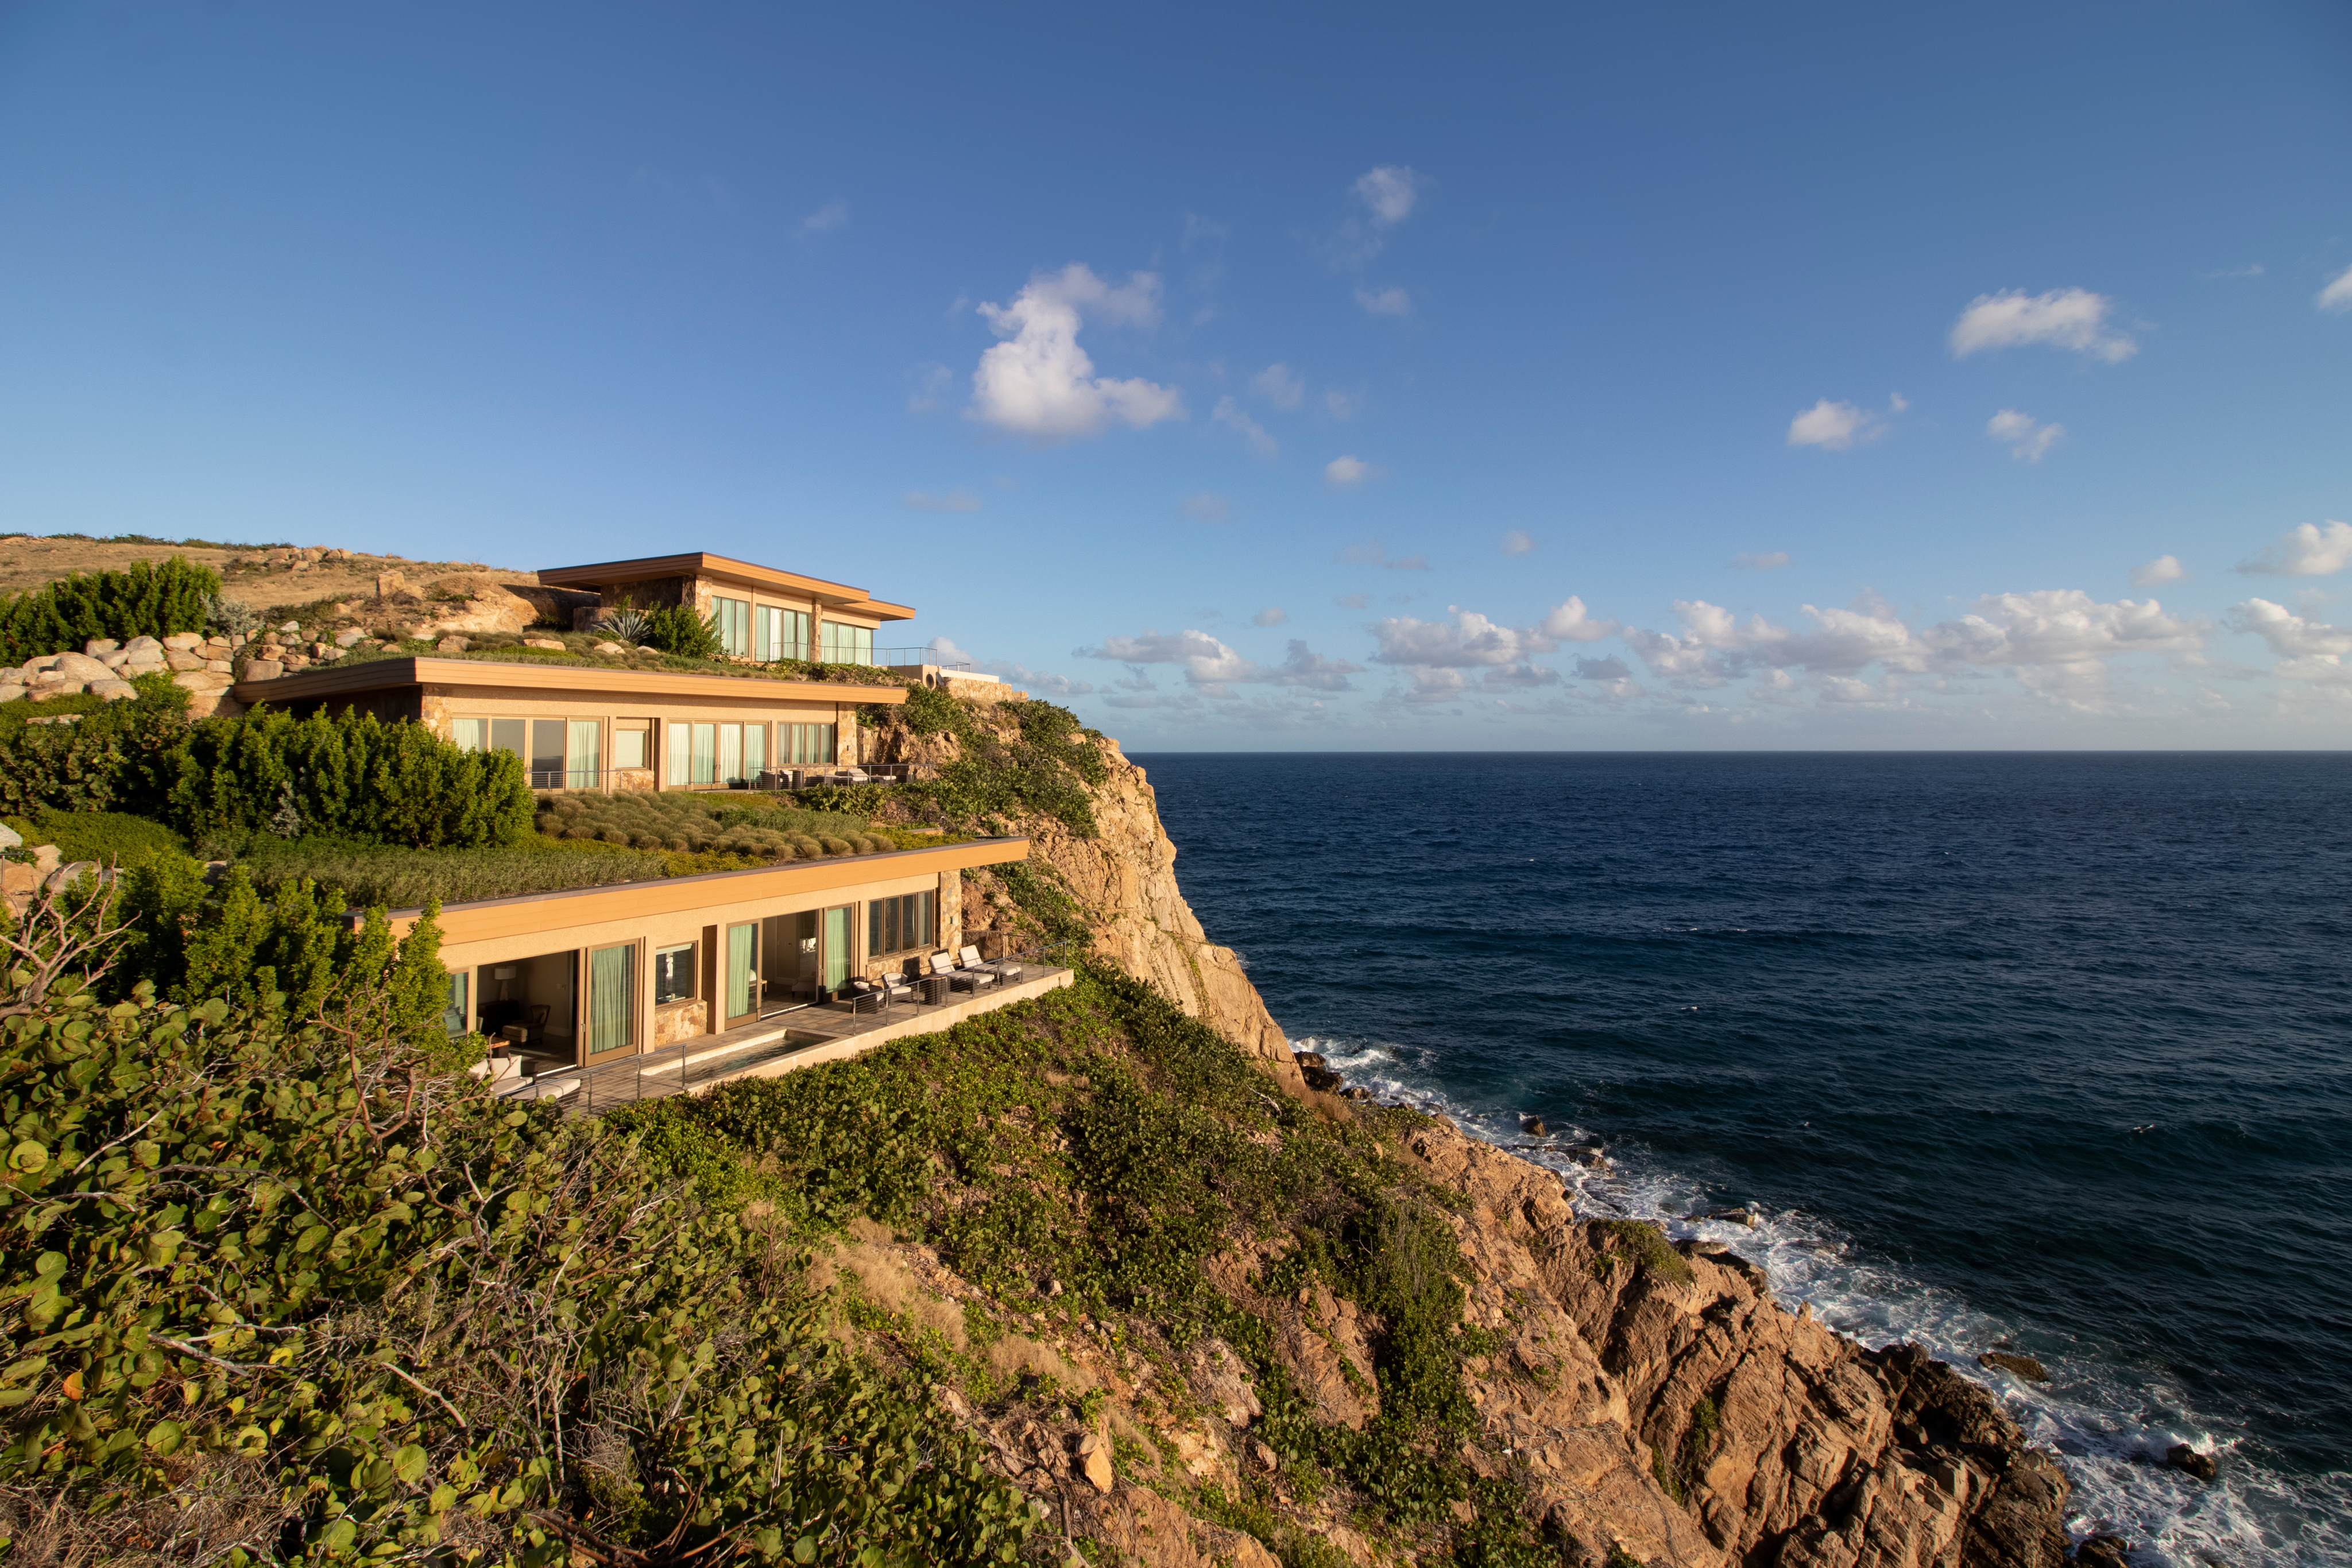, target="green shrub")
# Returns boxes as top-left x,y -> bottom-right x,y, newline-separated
168,706 -> 532,848
0,555 -> 222,665
233,838 -> 670,907
0,809 -> 186,870
1598,1218 -> 1696,1285
0,676 -> 191,817
641,602 -> 725,660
